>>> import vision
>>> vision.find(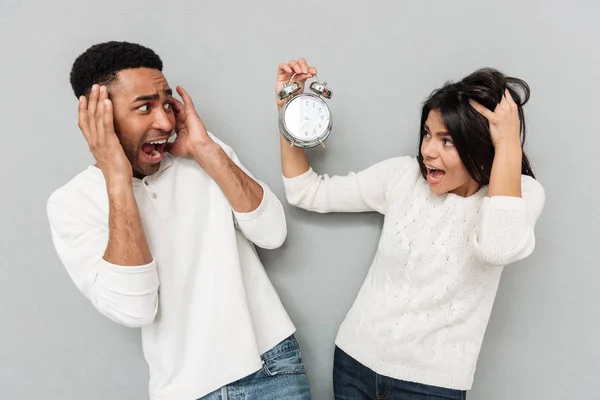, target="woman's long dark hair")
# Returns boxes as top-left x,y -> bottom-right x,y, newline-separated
417,68 -> 535,185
